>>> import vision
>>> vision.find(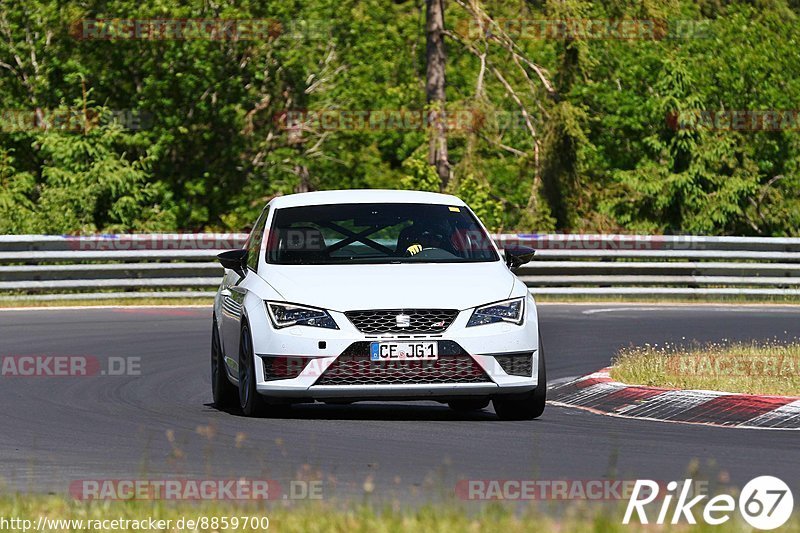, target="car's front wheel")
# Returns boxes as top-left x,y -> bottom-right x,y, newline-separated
211,316 -> 237,408
493,333 -> 547,421
238,322 -> 269,417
